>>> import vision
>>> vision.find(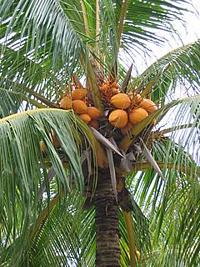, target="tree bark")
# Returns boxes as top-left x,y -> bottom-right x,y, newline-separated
95,169 -> 120,267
